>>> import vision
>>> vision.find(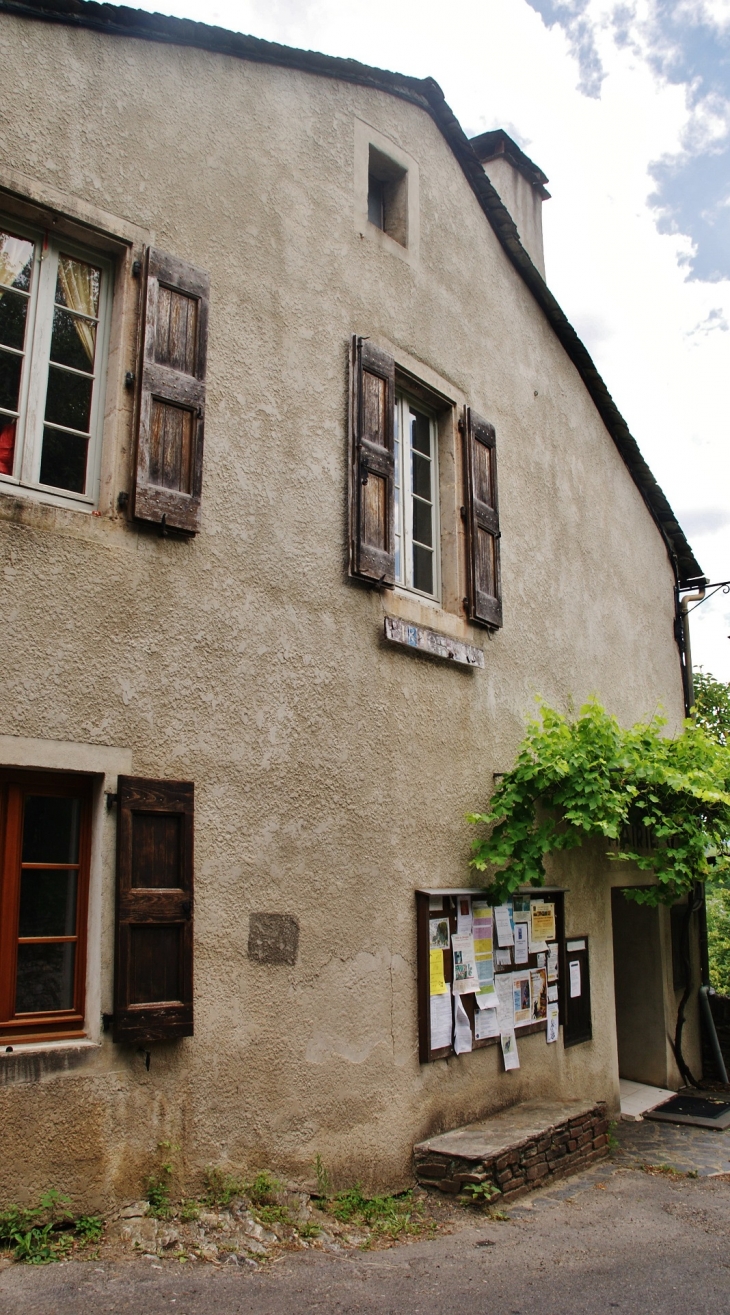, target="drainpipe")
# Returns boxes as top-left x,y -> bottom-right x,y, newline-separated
680,578 -> 706,711
678,578 -> 729,1084
700,986 -> 729,1084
